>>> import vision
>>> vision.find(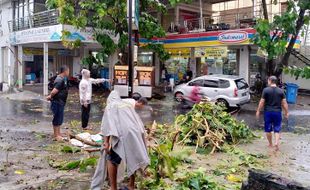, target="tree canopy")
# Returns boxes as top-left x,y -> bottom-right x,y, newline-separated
252,0 -> 310,78
46,0 -> 175,65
